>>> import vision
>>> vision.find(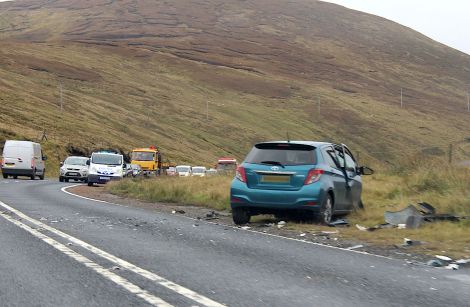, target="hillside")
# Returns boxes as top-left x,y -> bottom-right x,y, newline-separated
0,0 -> 469,169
